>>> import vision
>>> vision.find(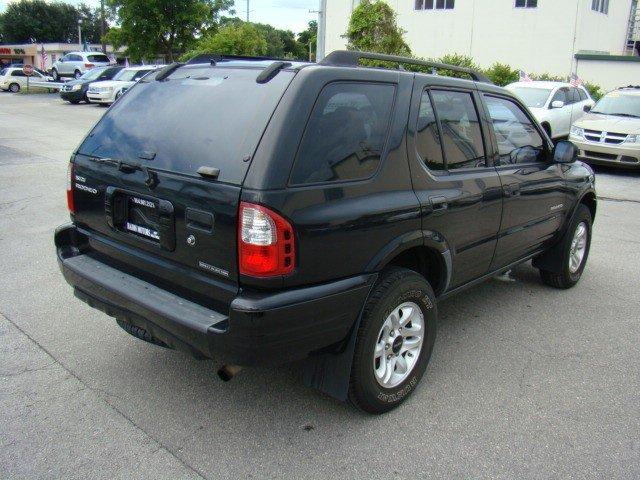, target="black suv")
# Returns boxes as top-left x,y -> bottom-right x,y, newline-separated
55,52 -> 596,414
60,66 -> 124,104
